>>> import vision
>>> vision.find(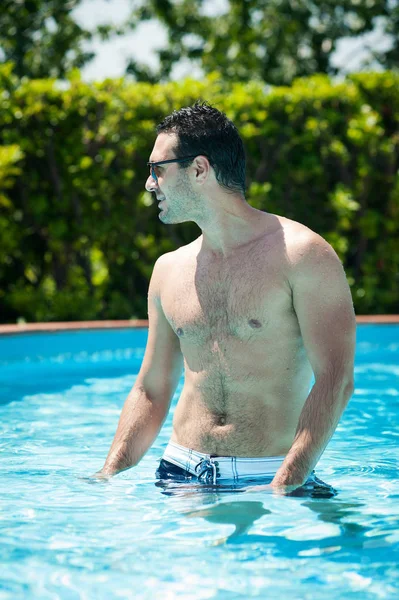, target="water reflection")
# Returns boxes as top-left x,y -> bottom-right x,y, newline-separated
164,484 -> 379,555
184,501 -> 271,545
